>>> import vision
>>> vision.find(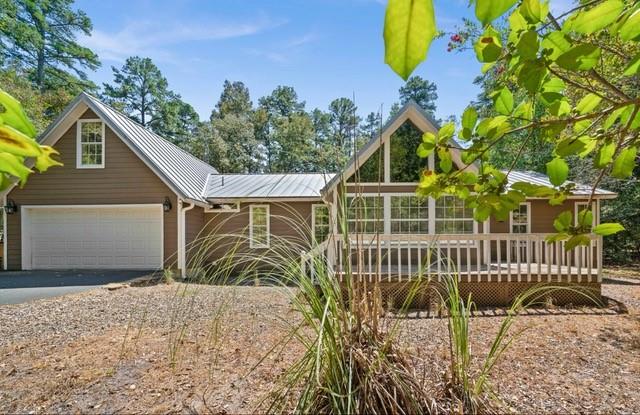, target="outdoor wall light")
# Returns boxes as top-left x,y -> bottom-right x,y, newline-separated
163,197 -> 172,212
4,199 -> 17,215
